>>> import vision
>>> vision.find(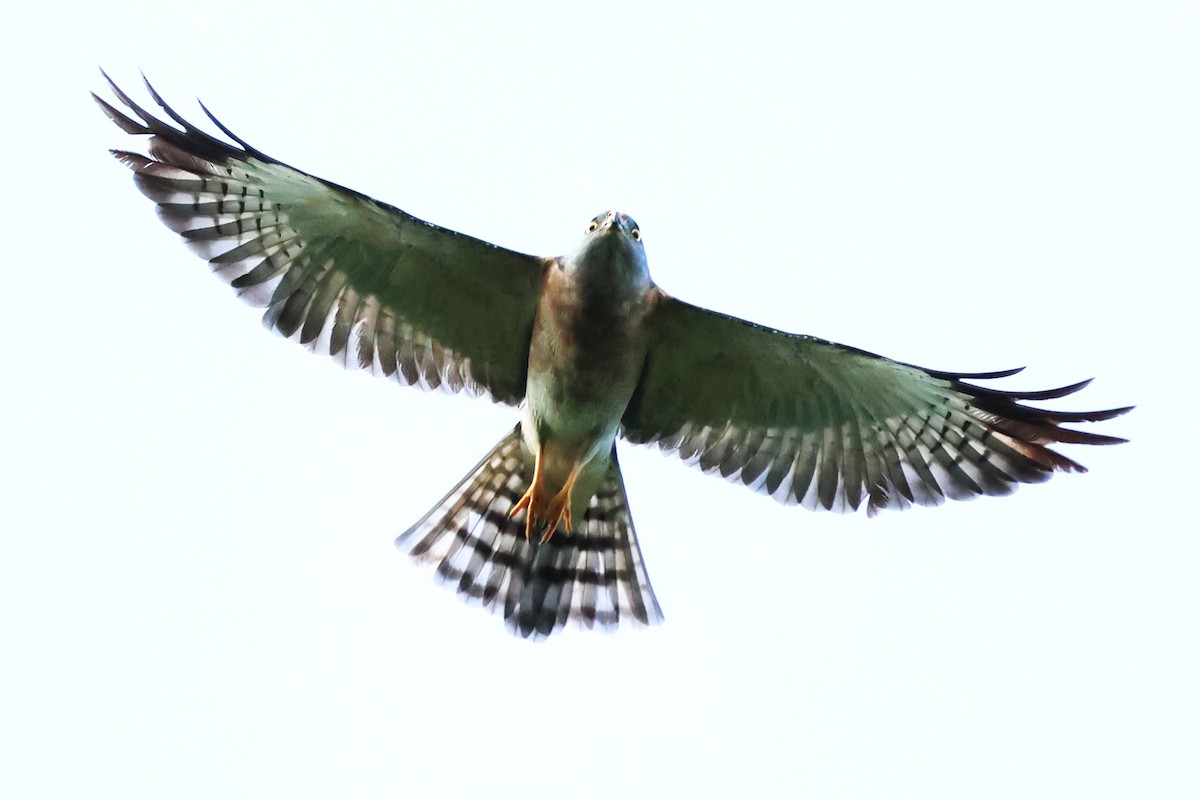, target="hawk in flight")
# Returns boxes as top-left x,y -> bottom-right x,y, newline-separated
95,74 -> 1130,639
